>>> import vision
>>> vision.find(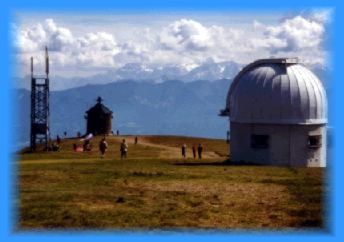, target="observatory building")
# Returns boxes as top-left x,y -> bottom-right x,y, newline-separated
85,97 -> 113,135
220,58 -> 327,167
